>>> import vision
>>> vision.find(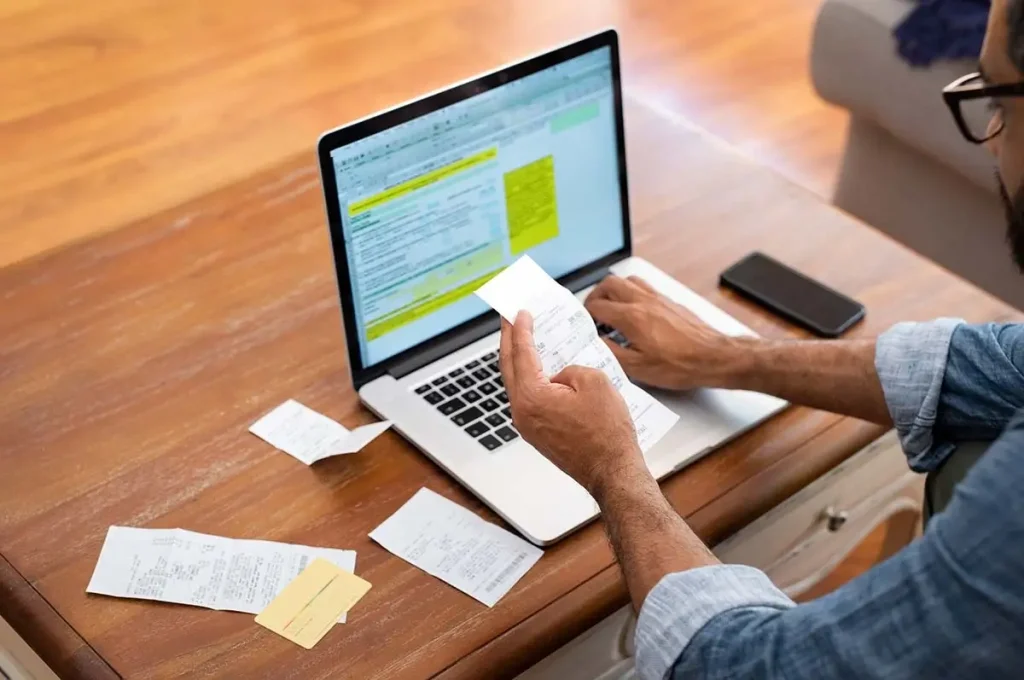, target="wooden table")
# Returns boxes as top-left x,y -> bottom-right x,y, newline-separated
1,96 -> 1017,680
